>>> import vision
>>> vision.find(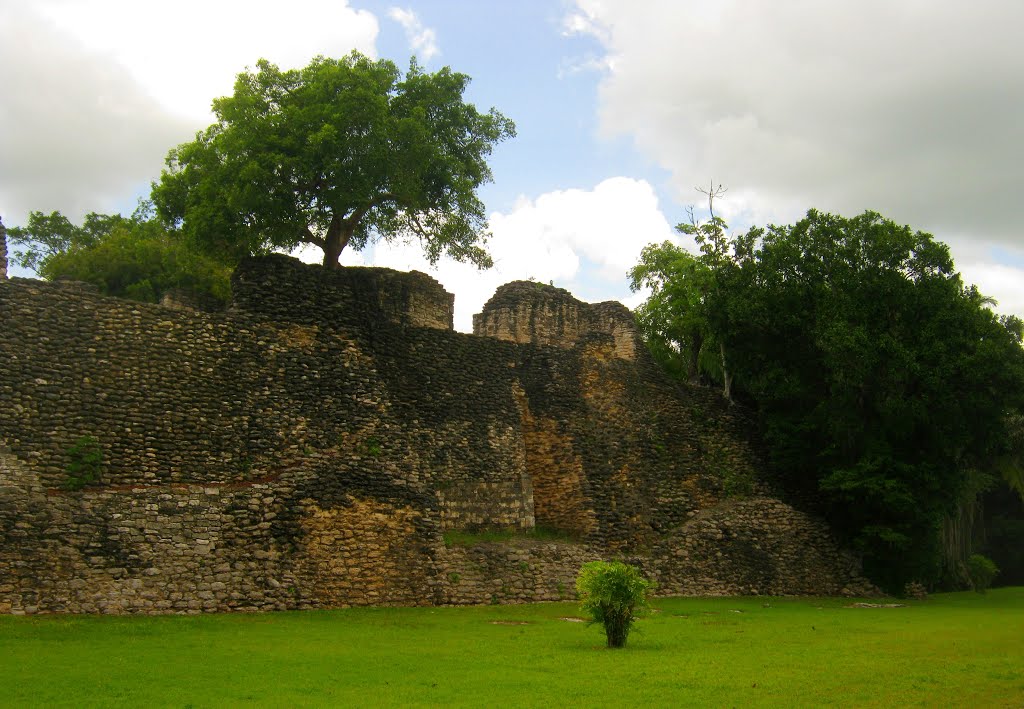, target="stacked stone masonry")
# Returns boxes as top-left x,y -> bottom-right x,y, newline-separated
0,256 -> 874,614
473,281 -> 637,360
0,219 -> 7,280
